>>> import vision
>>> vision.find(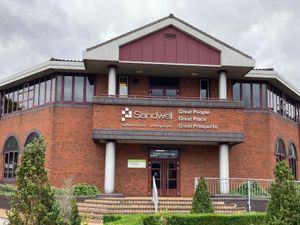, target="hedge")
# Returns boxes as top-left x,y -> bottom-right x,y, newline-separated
104,215 -> 143,225
104,213 -> 266,225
